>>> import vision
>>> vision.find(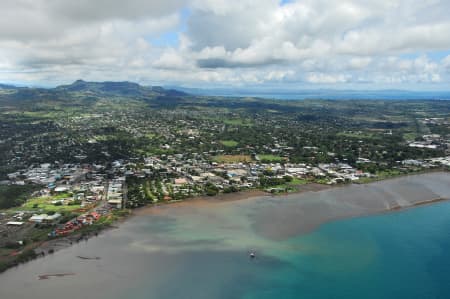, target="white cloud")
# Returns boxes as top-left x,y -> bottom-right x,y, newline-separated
0,0 -> 450,88
348,57 -> 372,69
306,73 -> 351,84
443,55 -> 450,70
153,48 -> 194,70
